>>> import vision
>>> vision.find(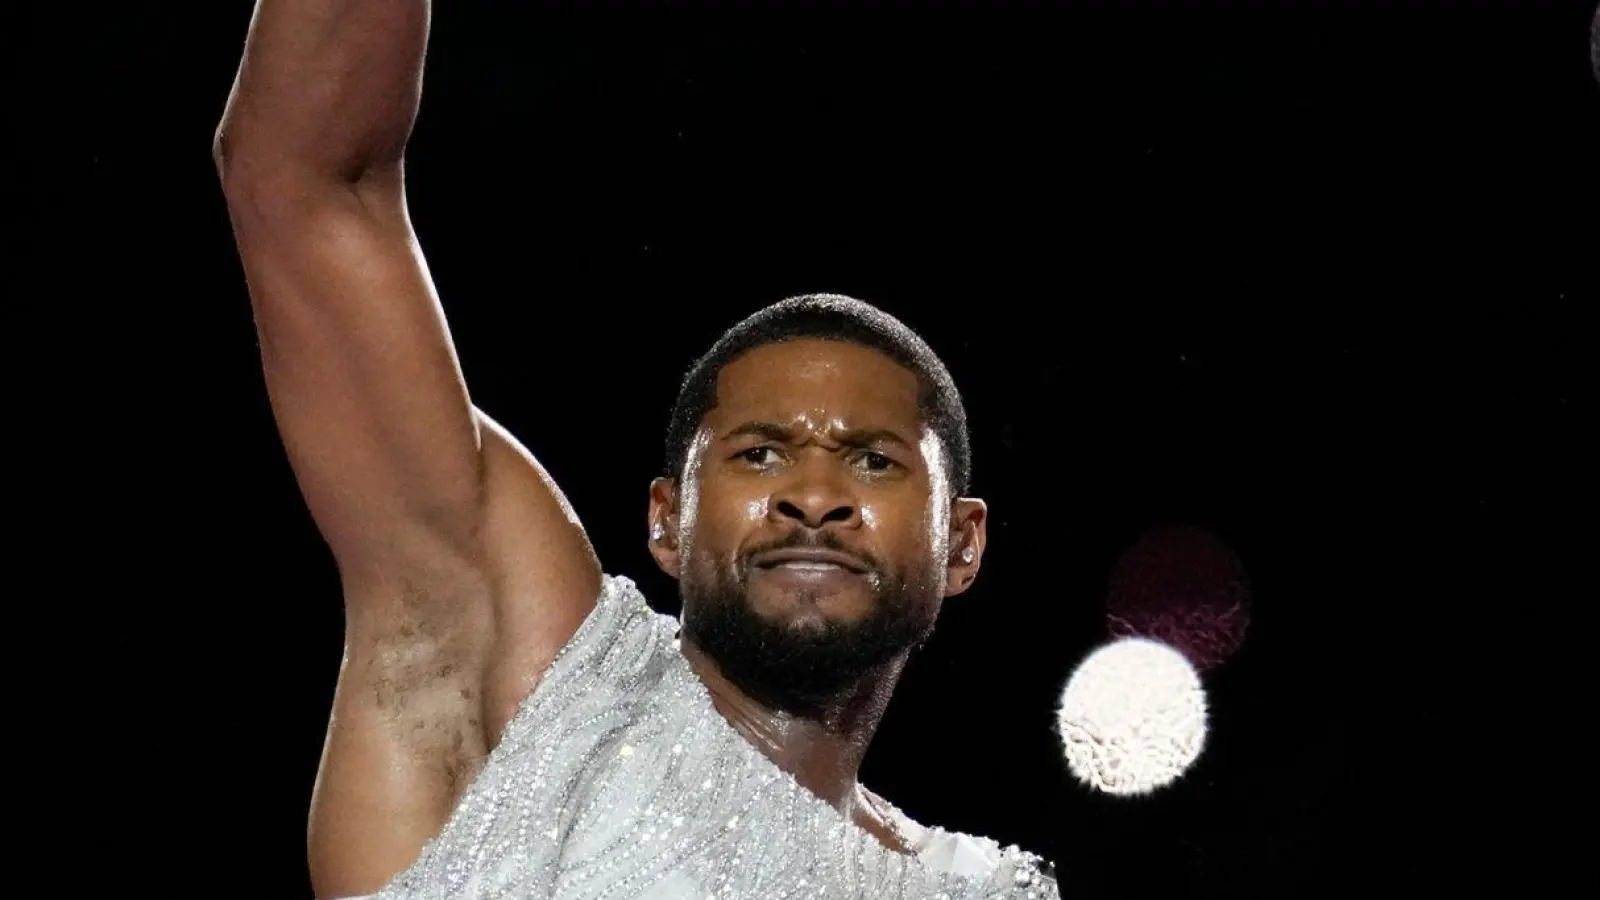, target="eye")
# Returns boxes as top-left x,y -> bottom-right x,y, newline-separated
854,451 -> 897,472
737,446 -> 782,466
